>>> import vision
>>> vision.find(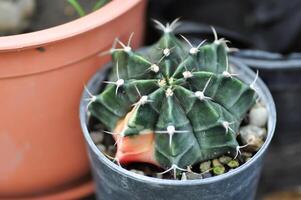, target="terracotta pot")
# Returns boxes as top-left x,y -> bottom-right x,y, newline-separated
0,0 -> 146,199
